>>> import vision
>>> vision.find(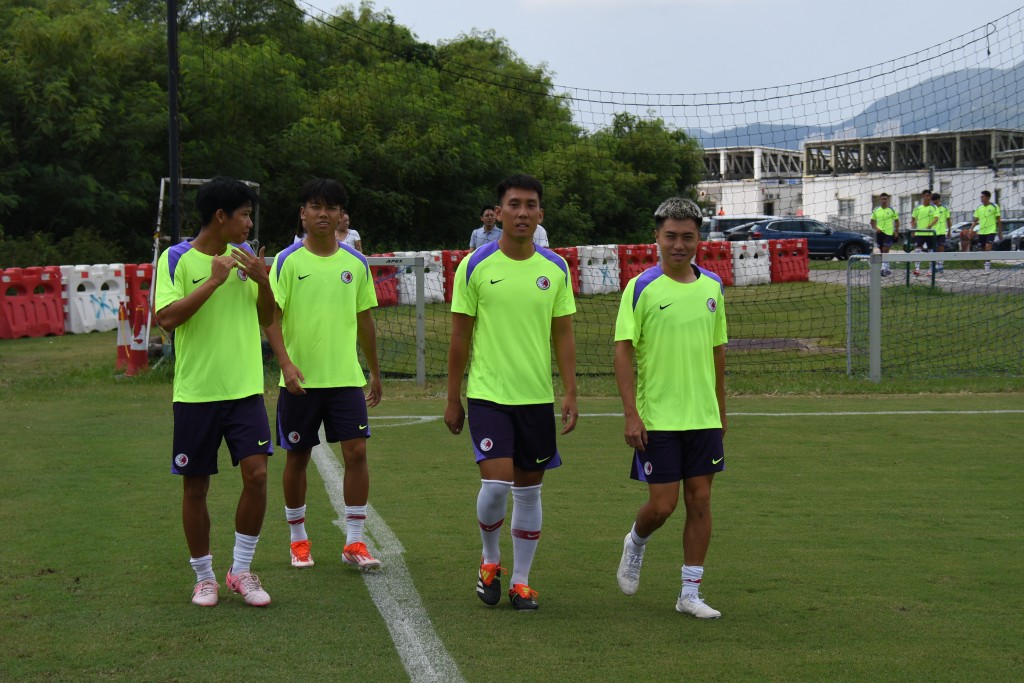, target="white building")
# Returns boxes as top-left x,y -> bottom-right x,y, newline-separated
699,146 -> 803,217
